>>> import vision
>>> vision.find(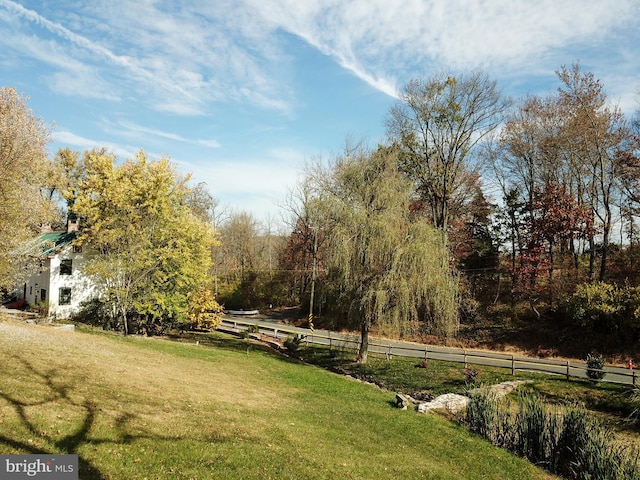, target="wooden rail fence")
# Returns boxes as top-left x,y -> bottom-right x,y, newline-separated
219,318 -> 637,387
